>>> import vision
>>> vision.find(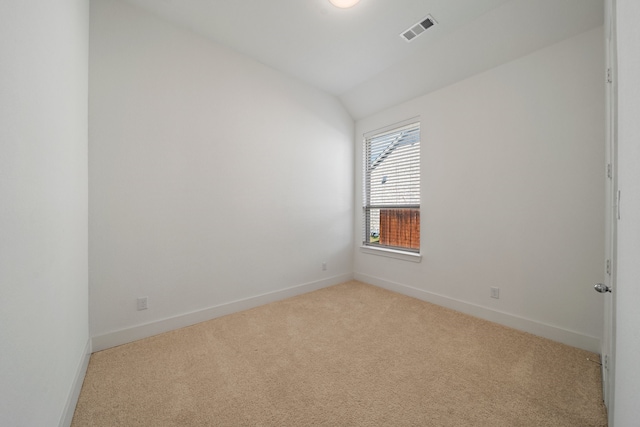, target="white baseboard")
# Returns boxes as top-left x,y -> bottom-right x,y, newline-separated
92,273 -> 353,352
59,339 -> 92,427
354,272 -> 601,353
